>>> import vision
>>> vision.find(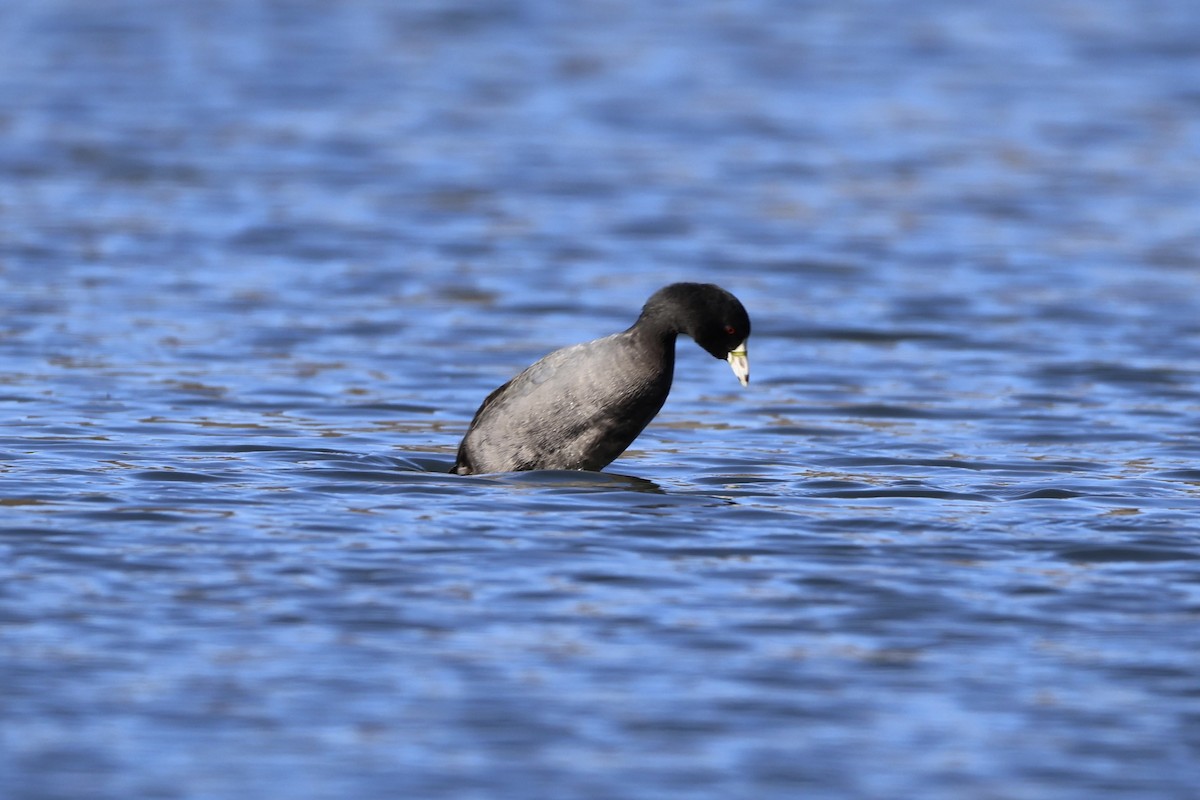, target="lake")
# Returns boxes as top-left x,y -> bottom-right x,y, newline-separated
2,1 -> 1199,798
